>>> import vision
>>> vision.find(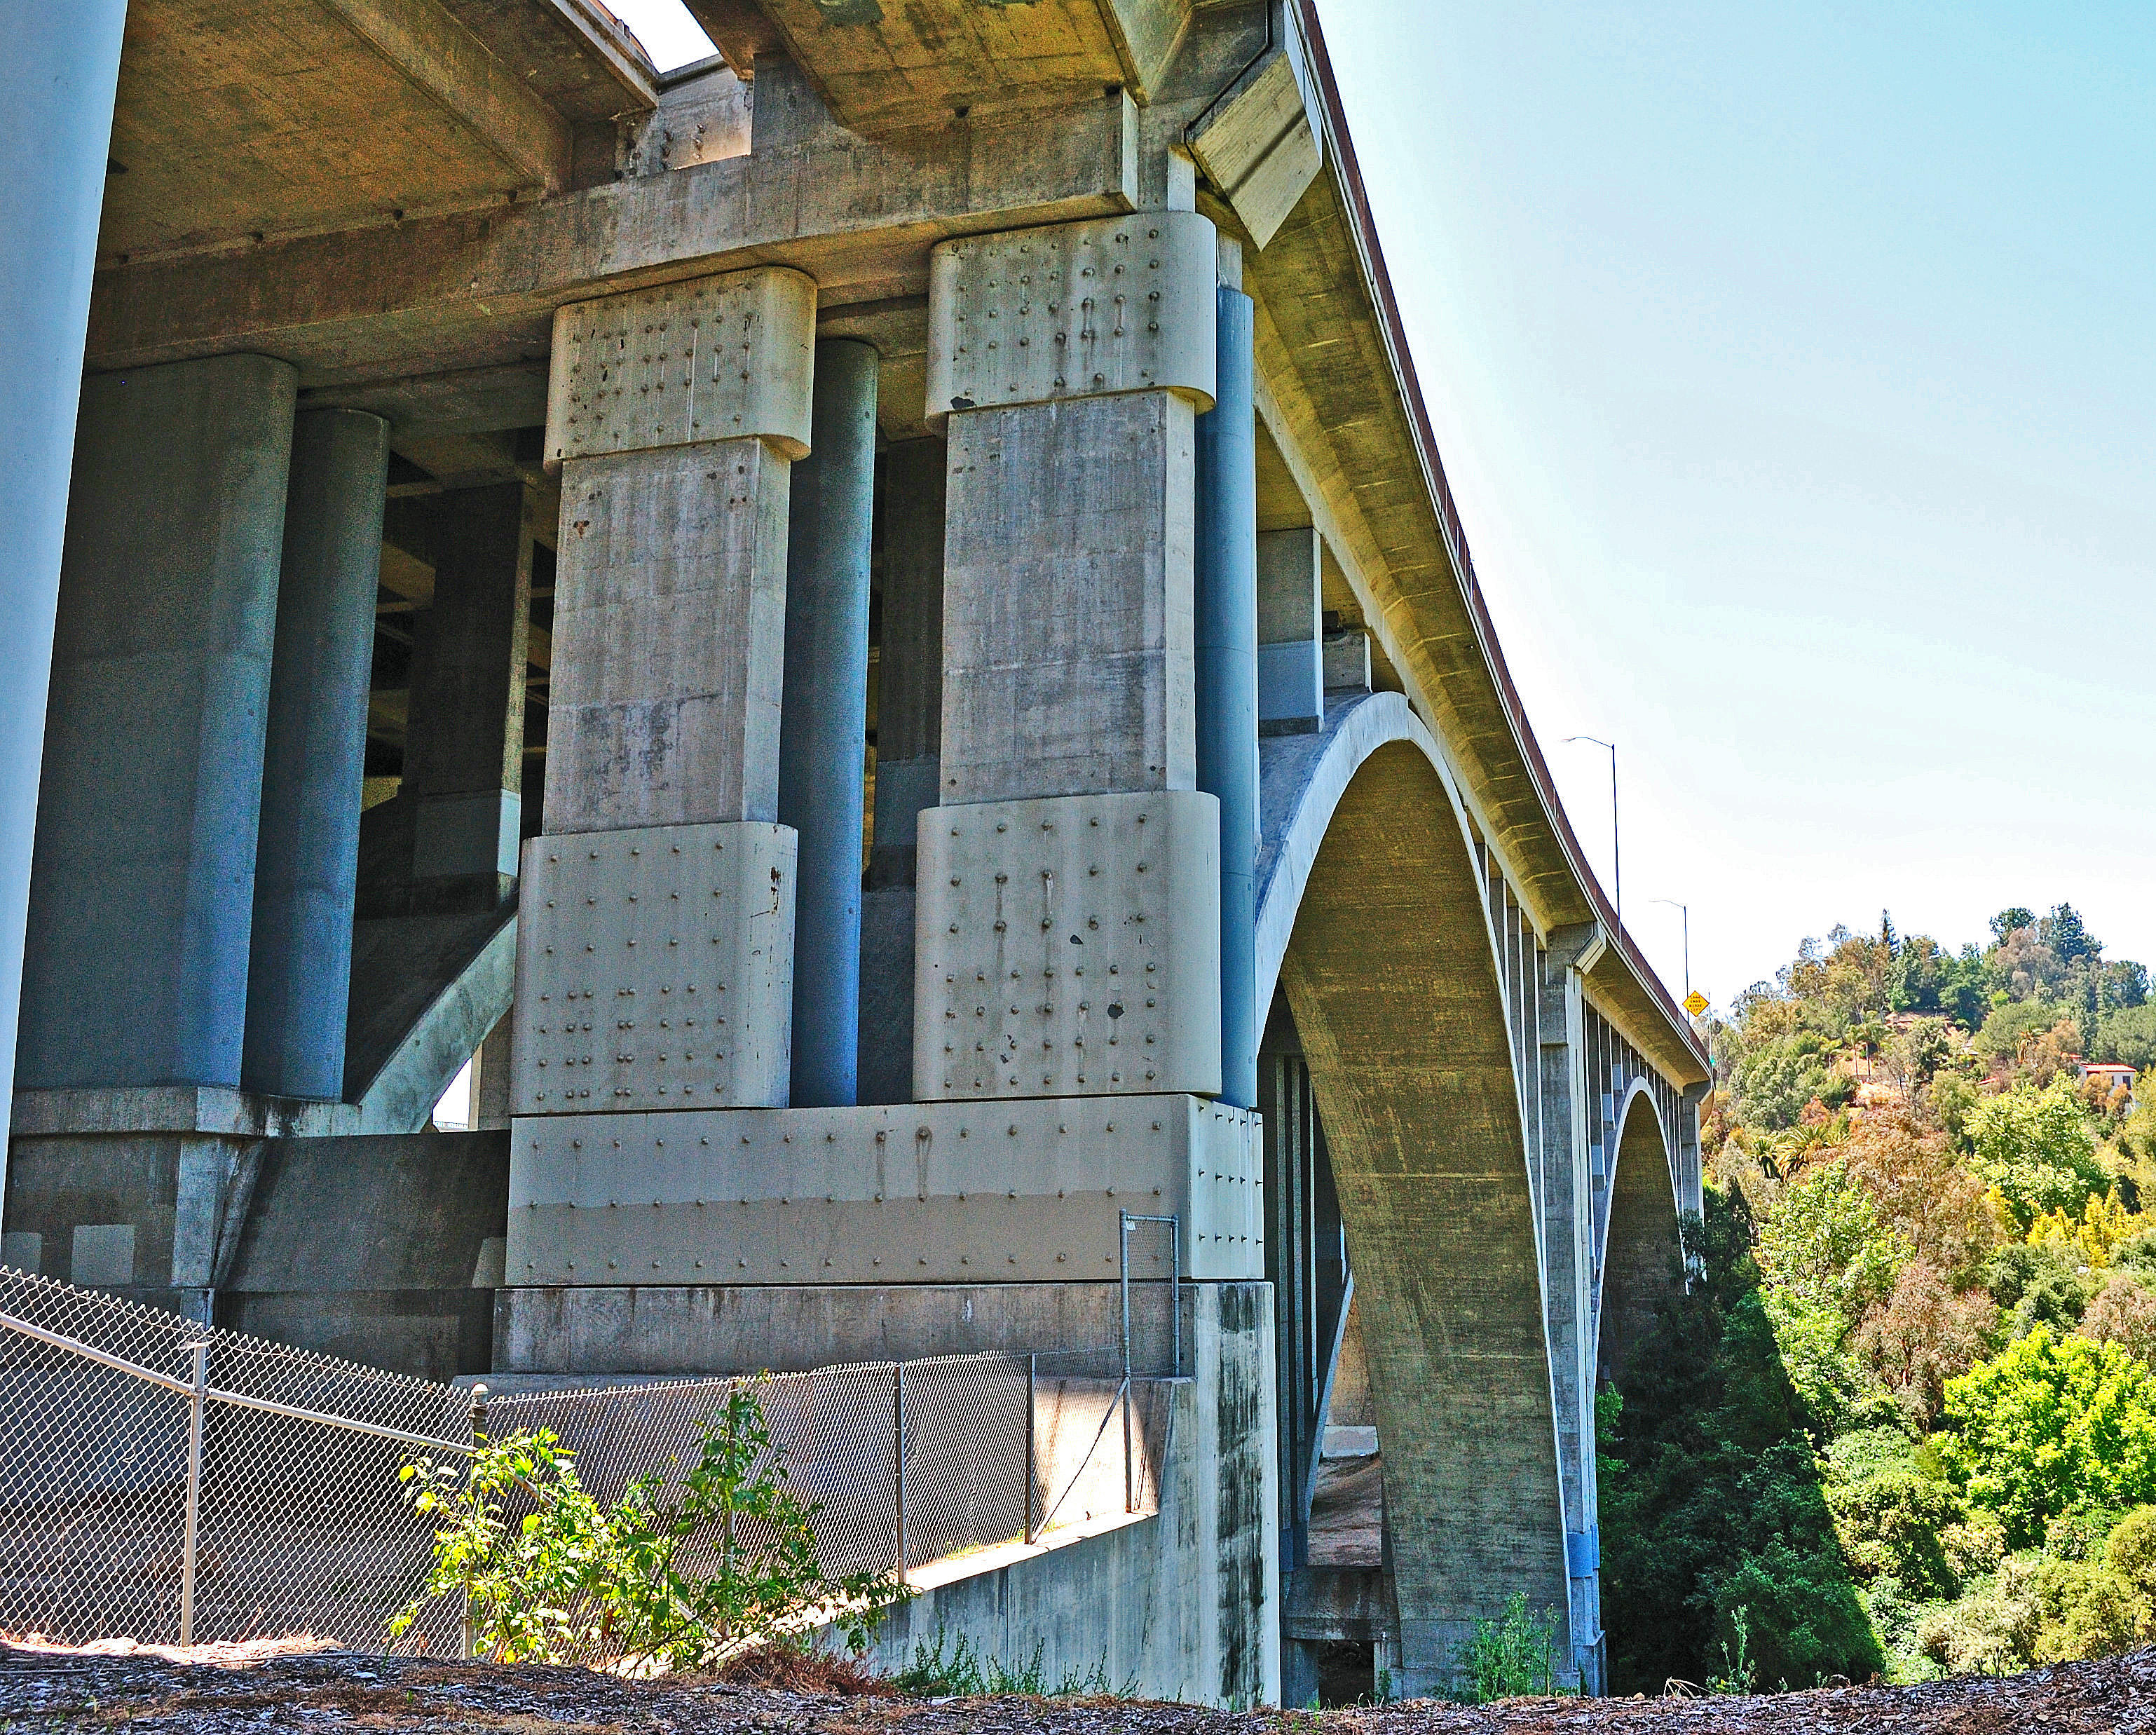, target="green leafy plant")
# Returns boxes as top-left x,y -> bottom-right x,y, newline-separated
390,1380 -> 907,1668
1459,1591 -> 1563,1703
1707,1604 -> 1755,1694
890,1630 -> 1133,1698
